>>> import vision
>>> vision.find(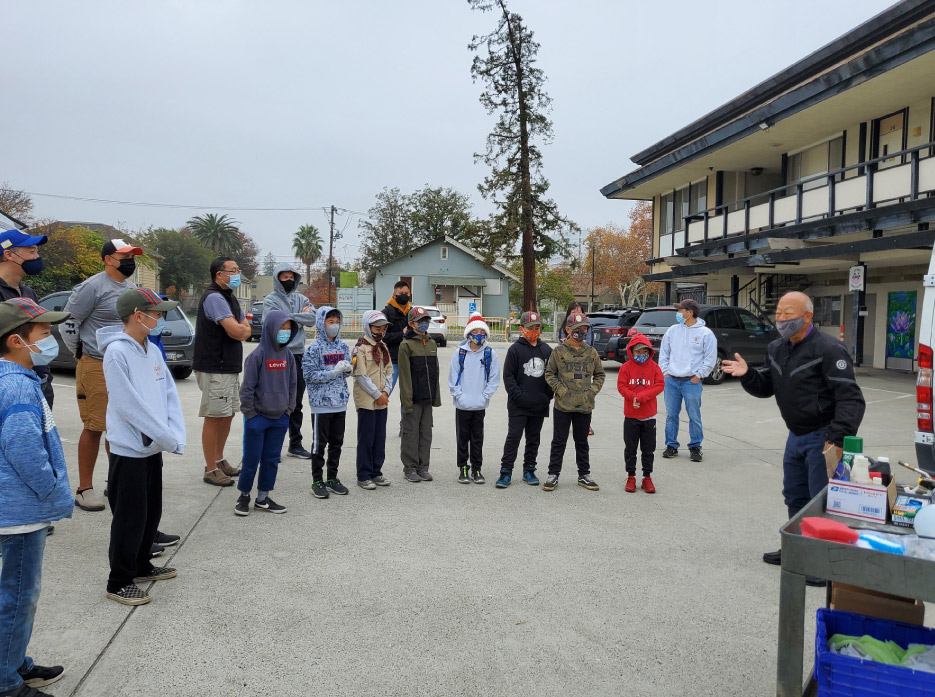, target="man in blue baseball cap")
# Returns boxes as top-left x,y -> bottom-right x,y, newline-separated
0,229 -> 52,406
